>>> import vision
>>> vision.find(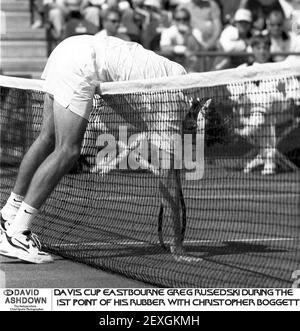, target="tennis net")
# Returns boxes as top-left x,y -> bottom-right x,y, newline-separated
0,62 -> 300,288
